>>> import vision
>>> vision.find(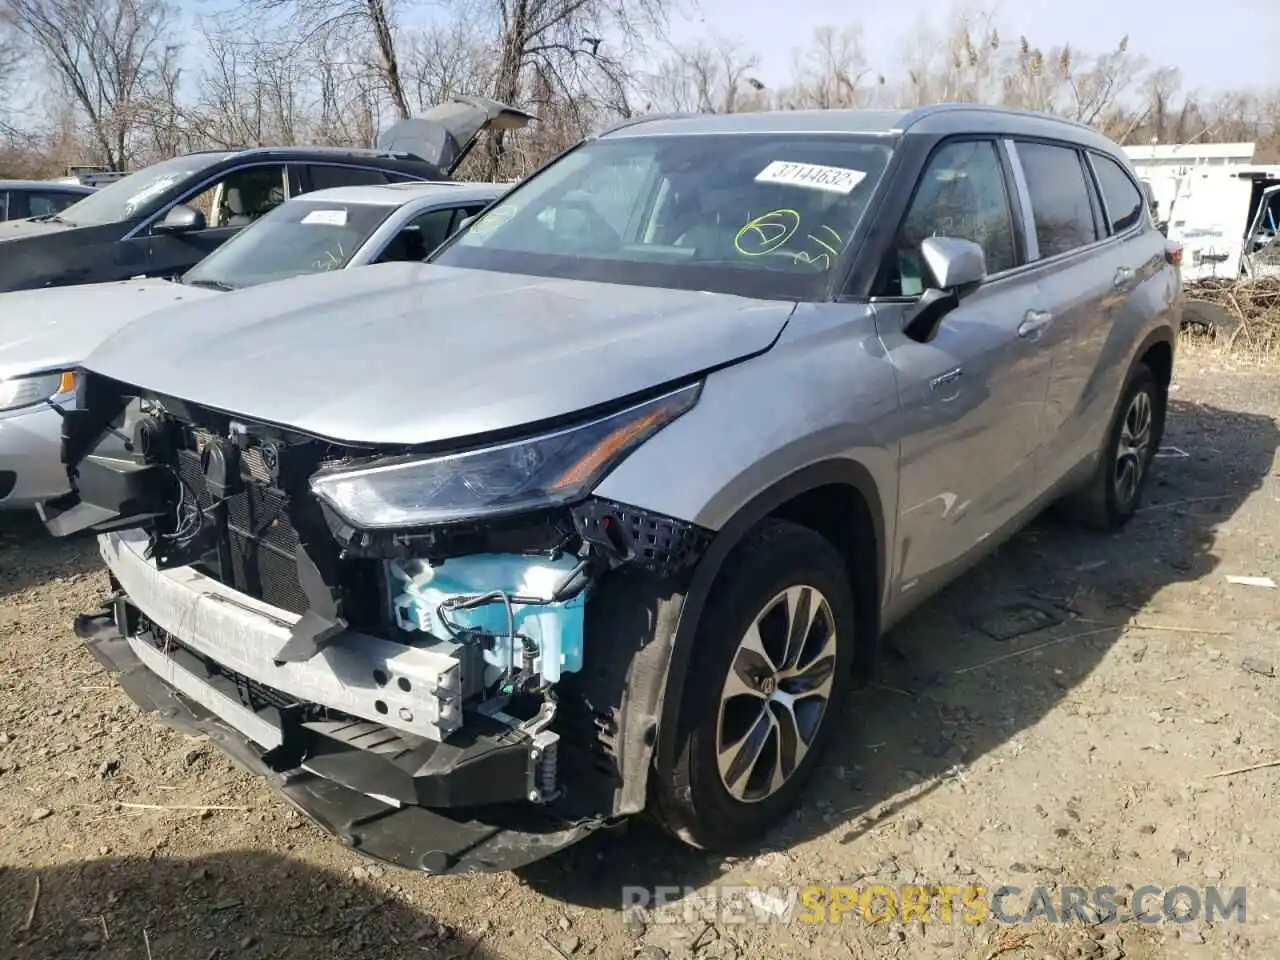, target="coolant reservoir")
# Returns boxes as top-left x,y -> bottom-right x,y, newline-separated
387,554 -> 586,684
